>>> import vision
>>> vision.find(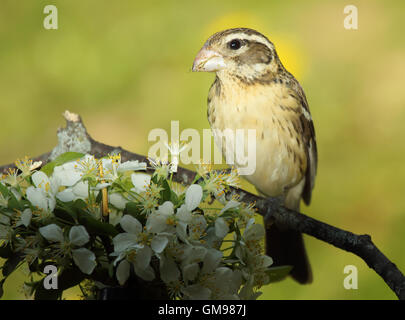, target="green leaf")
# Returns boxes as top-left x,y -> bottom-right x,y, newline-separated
0,279 -> 5,298
73,199 -> 88,210
124,201 -> 139,216
160,179 -> 172,203
0,183 -> 9,199
77,211 -> 119,237
7,191 -> 23,211
2,253 -> 24,277
170,190 -> 179,205
0,244 -> 12,259
41,152 -> 84,176
124,202 -> 146,225
53,207 -> 77,223
266,265 -> 293,283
